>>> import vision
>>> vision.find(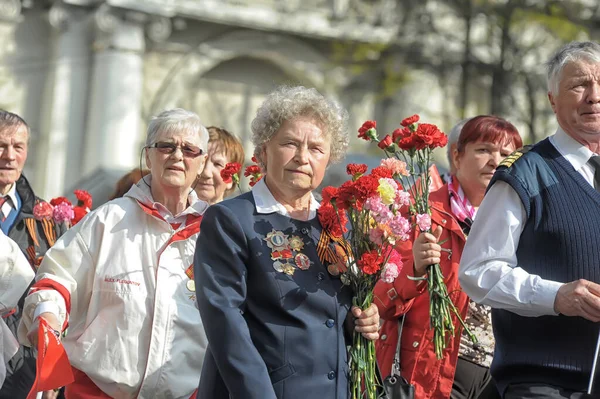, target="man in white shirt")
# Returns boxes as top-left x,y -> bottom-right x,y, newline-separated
459,41 -> 600,399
